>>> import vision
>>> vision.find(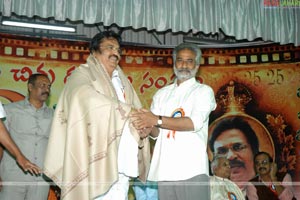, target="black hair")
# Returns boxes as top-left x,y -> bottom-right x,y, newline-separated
254,151 -> 273,163
209,116 -> 259,156
28,73 -> 49,85
89,30 -> 122,53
